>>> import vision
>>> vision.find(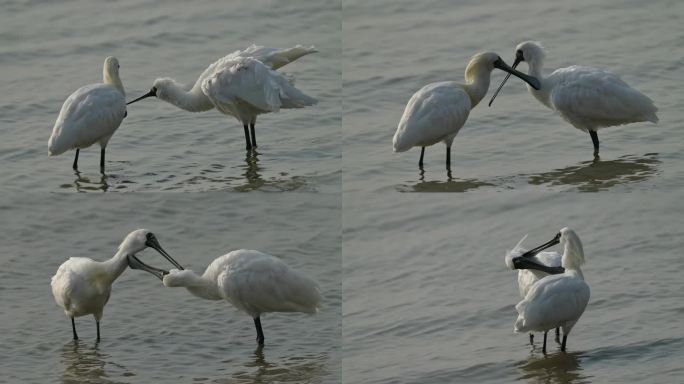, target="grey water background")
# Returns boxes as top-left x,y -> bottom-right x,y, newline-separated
0,193 -> 341,383
343,191 -> 684,383
343,0 -> 683,193
0,0 -> 340,193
